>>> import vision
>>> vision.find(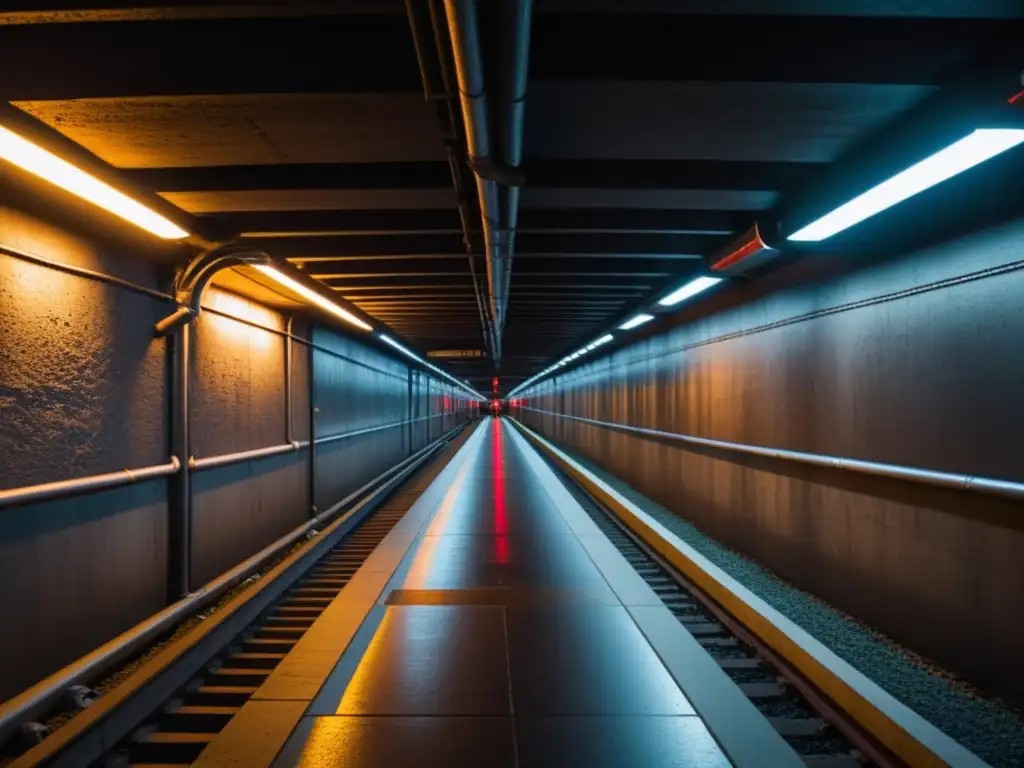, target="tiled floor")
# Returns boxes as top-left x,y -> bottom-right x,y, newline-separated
273,419 -> 732,767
